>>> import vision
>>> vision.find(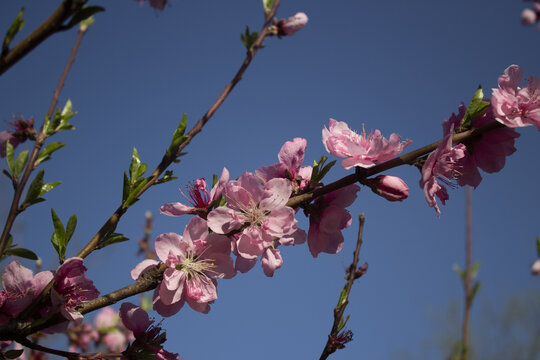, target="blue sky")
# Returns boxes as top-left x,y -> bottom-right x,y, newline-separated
1,0 -> 539,359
